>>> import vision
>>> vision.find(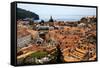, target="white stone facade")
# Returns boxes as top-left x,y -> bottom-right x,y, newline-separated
17,35 -> 31,48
